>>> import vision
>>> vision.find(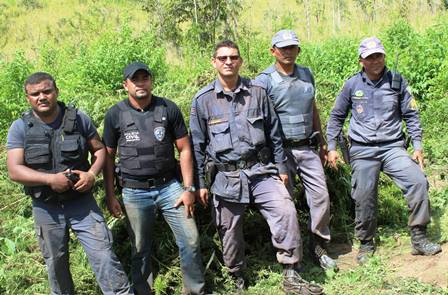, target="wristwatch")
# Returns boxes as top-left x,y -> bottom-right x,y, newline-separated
183,185 -> 196,192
